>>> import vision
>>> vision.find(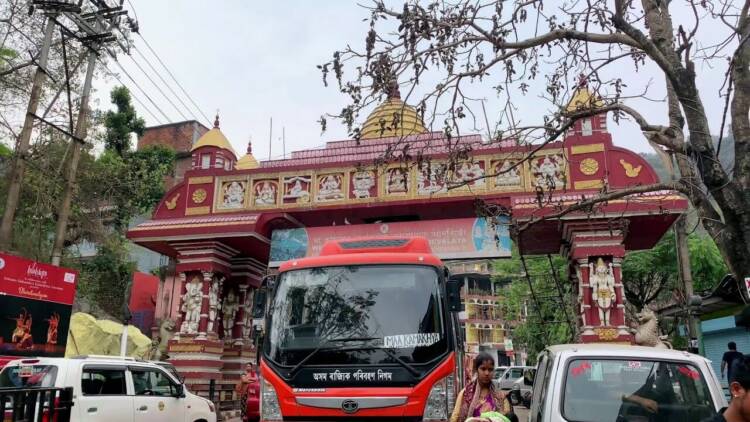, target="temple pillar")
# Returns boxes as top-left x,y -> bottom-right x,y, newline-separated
565,226 -> 632,343
172,272 -> 187,340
